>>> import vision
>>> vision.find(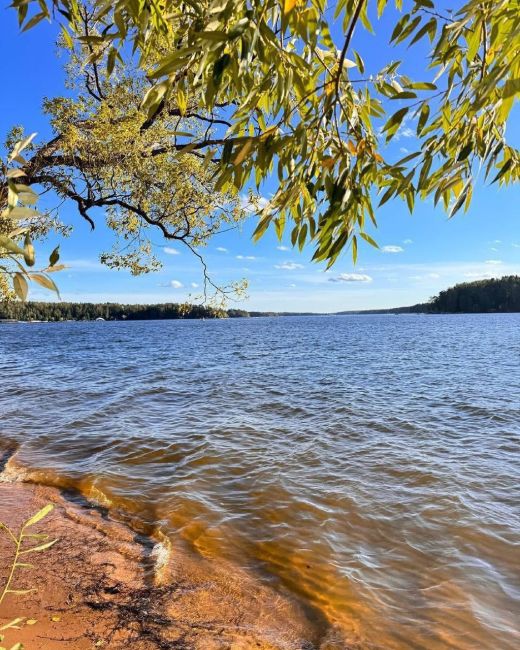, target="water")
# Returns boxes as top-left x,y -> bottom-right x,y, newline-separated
1,314 -> 519,648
